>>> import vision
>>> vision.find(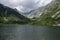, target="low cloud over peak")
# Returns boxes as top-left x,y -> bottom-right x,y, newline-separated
0,0 -> 53,12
